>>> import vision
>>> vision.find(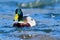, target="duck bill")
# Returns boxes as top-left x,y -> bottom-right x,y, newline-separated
14,14 -> 18,21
